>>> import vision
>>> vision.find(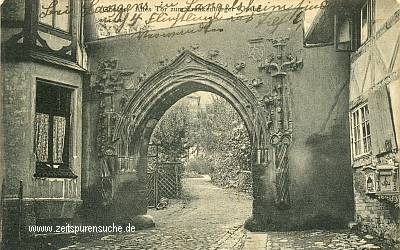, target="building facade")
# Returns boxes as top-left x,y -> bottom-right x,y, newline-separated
3,0 -> 398,246
1,0 -> 87,245
306,0 -> 400,242
82,8 -> 354,232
